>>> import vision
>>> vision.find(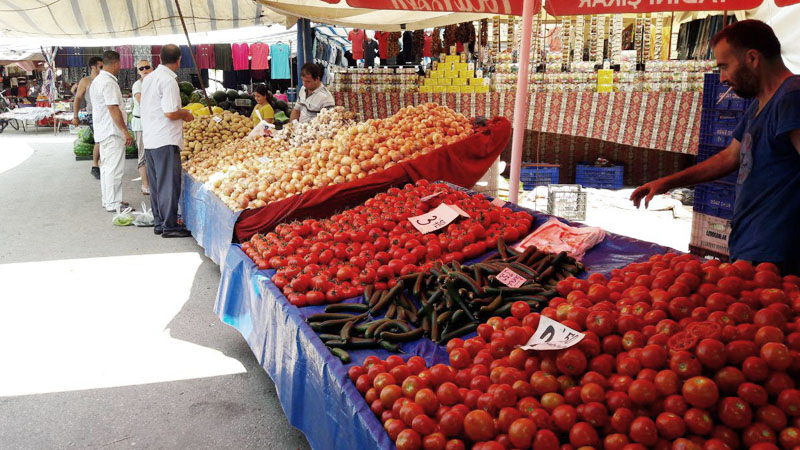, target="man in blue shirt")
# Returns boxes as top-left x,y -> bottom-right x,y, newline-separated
631,20 -> 800,274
